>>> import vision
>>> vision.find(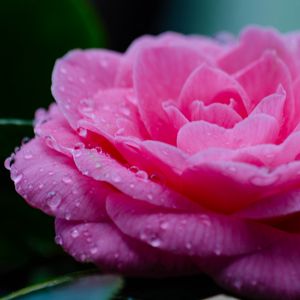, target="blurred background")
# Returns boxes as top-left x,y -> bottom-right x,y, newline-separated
1,0 -> 300,297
